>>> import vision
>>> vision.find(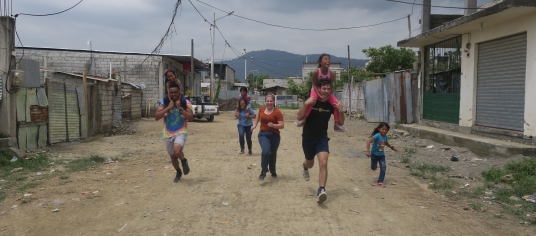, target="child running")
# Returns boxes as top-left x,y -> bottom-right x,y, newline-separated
366,122 -> 399,187
236,86 -> 251,121
294,54 -> 346,132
